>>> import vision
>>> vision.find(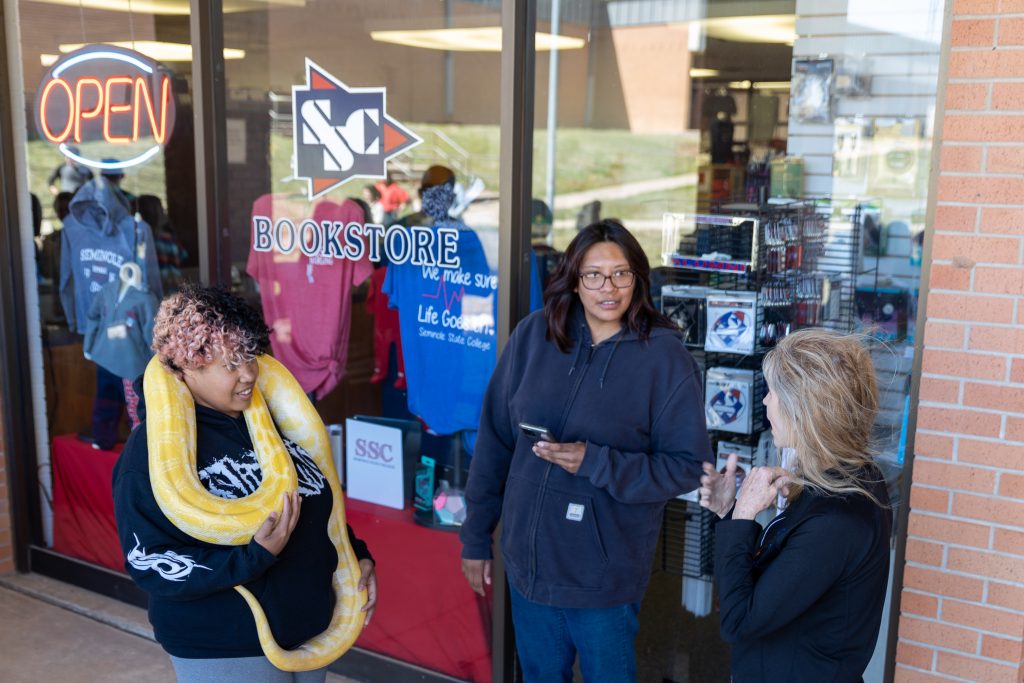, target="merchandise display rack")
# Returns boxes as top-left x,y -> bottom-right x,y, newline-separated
661,498 -> 716,578
657,198 -> 862,584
